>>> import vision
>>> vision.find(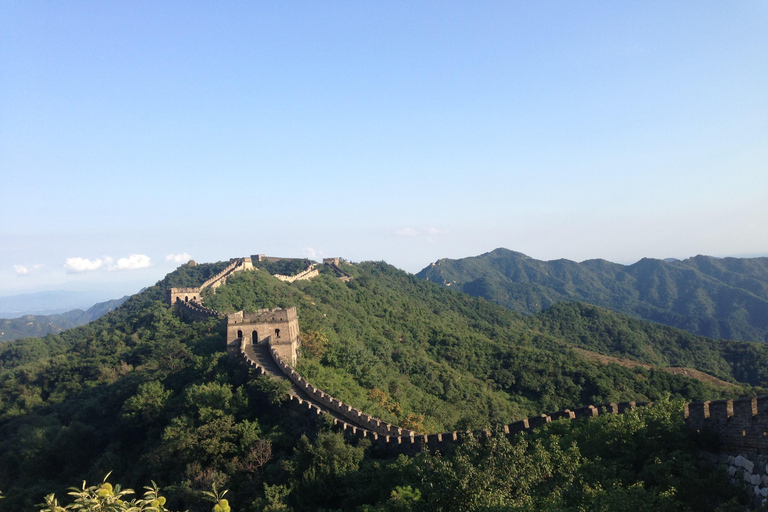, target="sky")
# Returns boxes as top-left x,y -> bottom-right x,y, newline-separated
1,2 -> 767,299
